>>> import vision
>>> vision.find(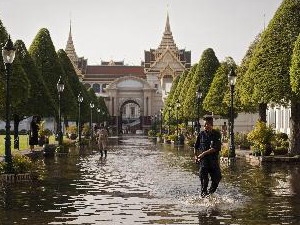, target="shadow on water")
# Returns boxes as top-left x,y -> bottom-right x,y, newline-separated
1,135 -> 300,224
